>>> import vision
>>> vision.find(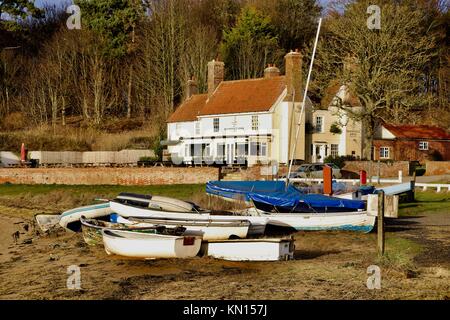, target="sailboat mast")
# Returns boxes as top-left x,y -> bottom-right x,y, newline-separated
286,18 -> 322,187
